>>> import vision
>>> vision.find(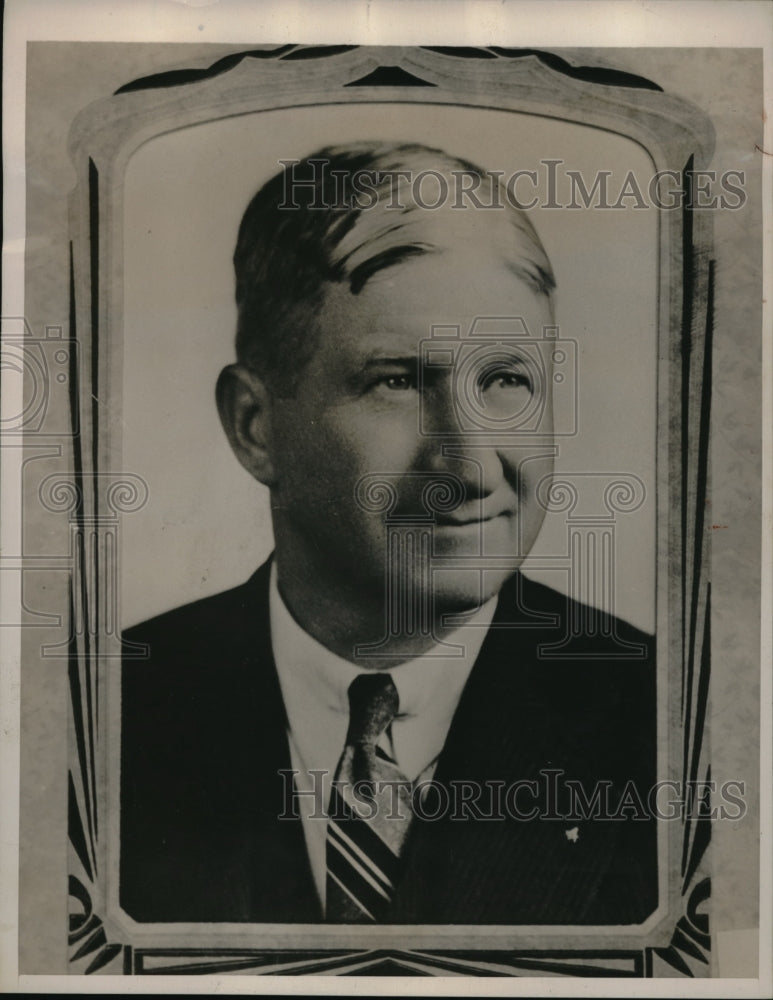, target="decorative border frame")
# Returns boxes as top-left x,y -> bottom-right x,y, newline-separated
61,45 -> 714,976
